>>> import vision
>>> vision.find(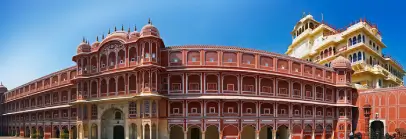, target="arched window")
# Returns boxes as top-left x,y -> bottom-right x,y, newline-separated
362,35 -> 365,43
348,38 -> 352,46
352,53 -> 357,62
352,36 -> 357,45
357,34 -> 361,43
358,52 -> 362,61
115,111 -> 121,120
